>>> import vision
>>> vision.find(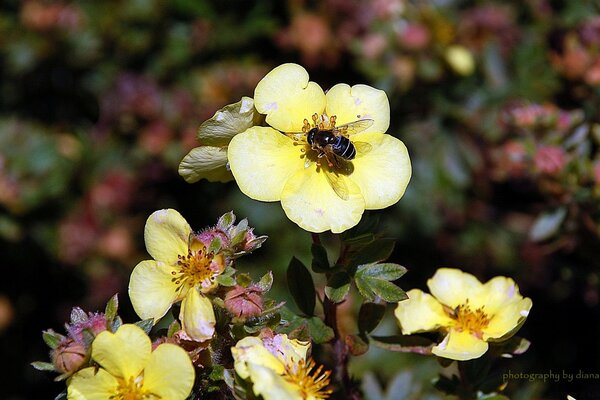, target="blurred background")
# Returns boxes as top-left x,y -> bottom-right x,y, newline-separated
2,0 -> 600,398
